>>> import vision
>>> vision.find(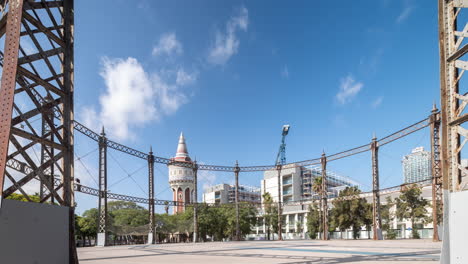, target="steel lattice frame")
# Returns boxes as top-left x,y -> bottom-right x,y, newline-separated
39,102 -> 54,203
439,0 -> 468,193
234,161 -> 240,241
430,106 -> 442,242
147,148 -> 155,244
192,162 -> 198,243
73,118 -> 433,172
438,0 -> 468,259
73,112 -> 440,244
320,153 -> 328,240
371,137 -> 382,240
0,0 -> 76,262
97,129 -> 107,245
276,165 -> 283,240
